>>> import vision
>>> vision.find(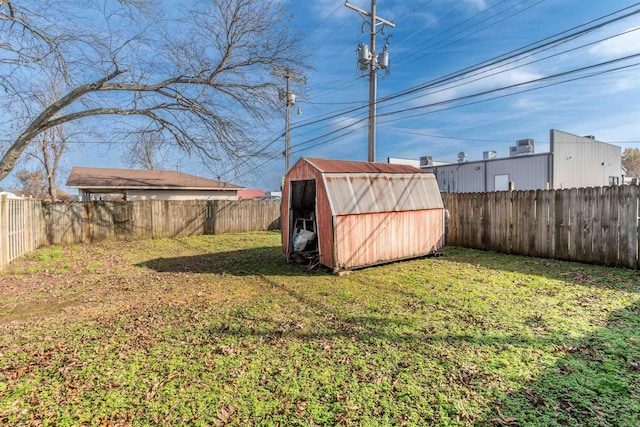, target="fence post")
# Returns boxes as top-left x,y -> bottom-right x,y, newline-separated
0,195 -> 7,269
